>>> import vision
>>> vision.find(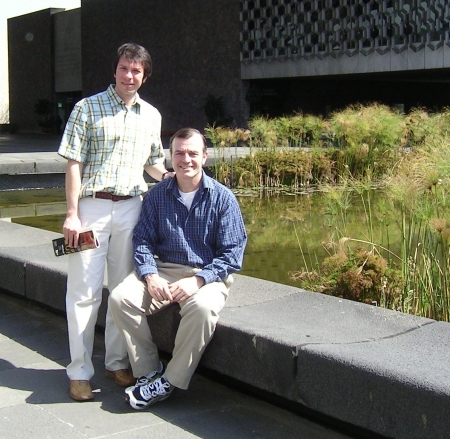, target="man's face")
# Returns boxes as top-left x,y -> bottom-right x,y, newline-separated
114,56 -> 146,103
171,134 -> 207,185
